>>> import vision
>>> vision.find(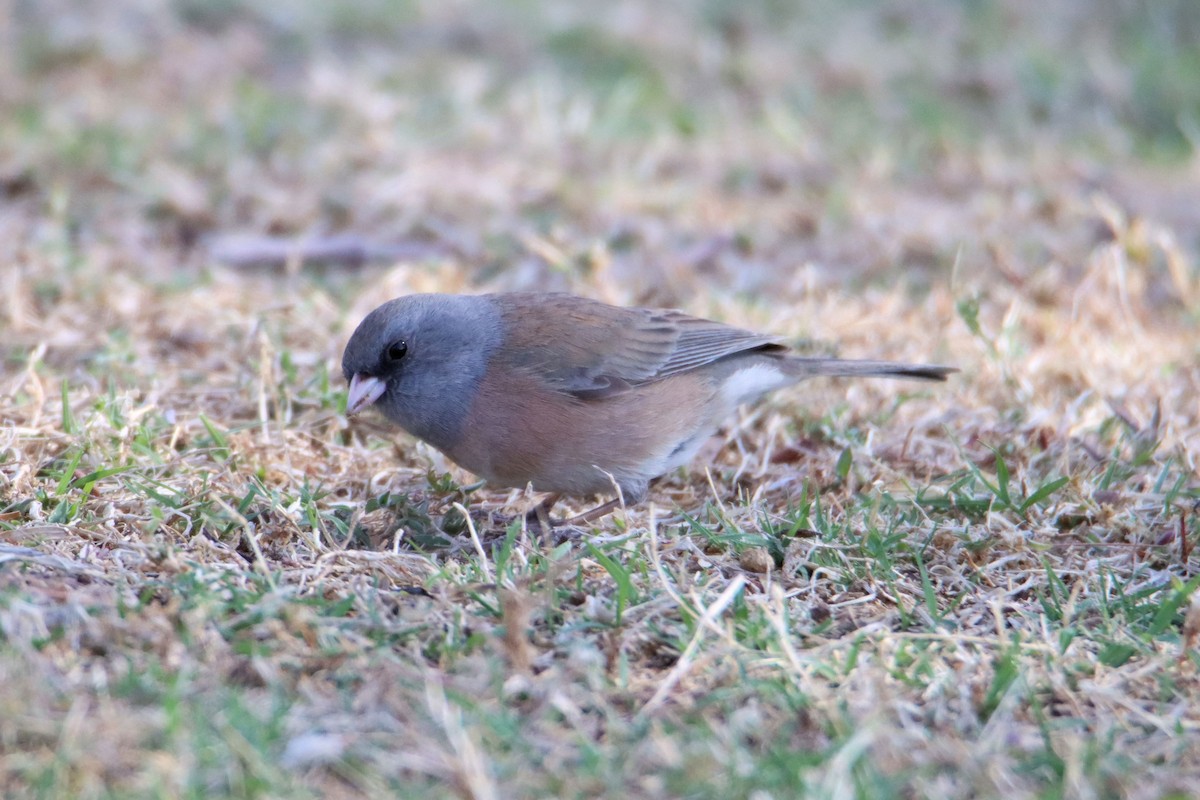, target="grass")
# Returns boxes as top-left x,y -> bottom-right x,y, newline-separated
2,0 -> 1200,798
